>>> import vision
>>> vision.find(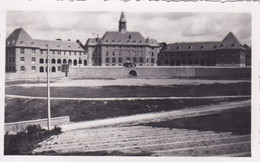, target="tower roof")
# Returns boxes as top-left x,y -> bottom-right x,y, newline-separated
119,11 -> 126,23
